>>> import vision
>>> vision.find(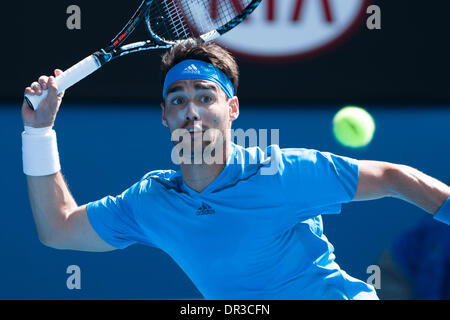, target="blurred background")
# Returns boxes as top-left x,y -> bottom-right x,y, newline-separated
1,0 -> 449,299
